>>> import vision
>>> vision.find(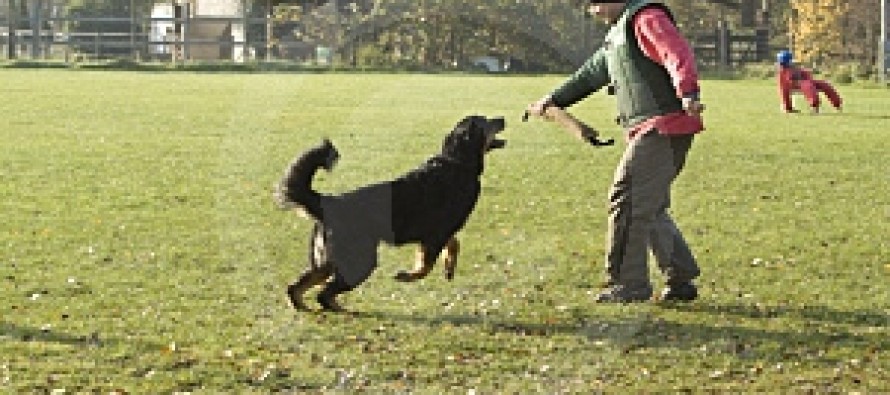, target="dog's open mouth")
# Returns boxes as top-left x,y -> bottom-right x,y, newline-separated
486,117 -> 506,151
